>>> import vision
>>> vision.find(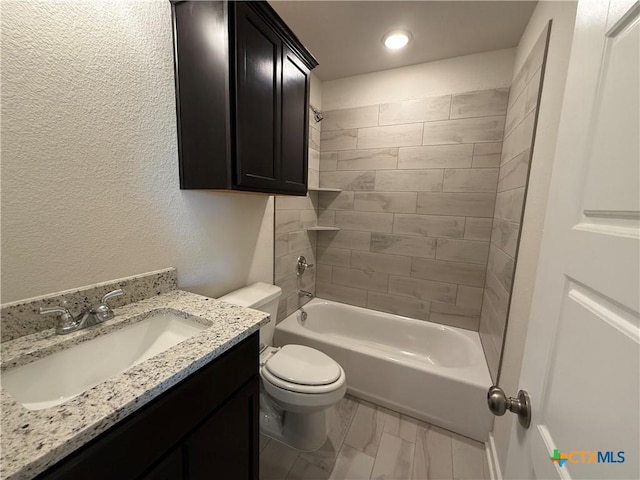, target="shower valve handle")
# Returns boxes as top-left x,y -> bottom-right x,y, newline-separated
296,256 -> 314,276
